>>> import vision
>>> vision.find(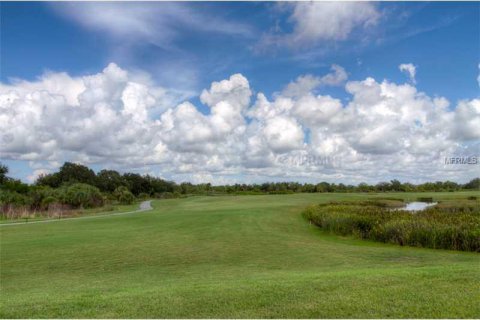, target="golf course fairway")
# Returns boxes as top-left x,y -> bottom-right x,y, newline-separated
1,192 -> 479,318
